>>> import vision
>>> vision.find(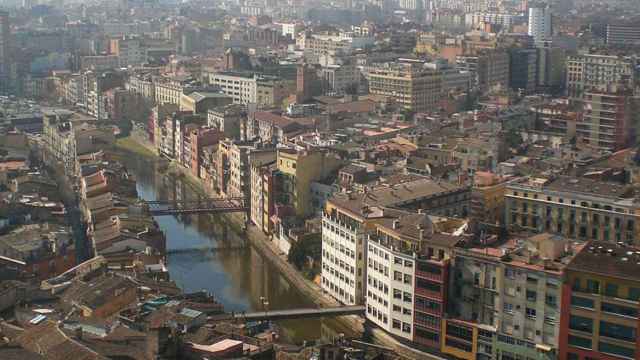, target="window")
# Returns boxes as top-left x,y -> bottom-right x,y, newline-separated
394,271 -> 402,281
446,323 -> 473,341
446,338 -> 472,352
525,308 -> 536,319
403,308 -> 411,316
571,296 -> 594,308
586,279 -> 600,294
416,278 -> 441,293
628,287 -> 640,301
417,262 -> 442,275
403,292 -> 412,303
569,315 -> 593,333
545,295 -> 557,307
503,303 -> 514,314
599,321 -> 636,342
415,296 -> 440,312
404,274 -> 412,284
526,290 -> 537,302
402,322 -> 411,333
393,289 -> 402,299
598,342 -> 636,359
415,327 -> 439,342
605,283 -> 619,298
568,335 -> 592,349
601,302 -> 638,318
392,319 -> 401,329
415,312 -> 440,328
505,268 -> 515,279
